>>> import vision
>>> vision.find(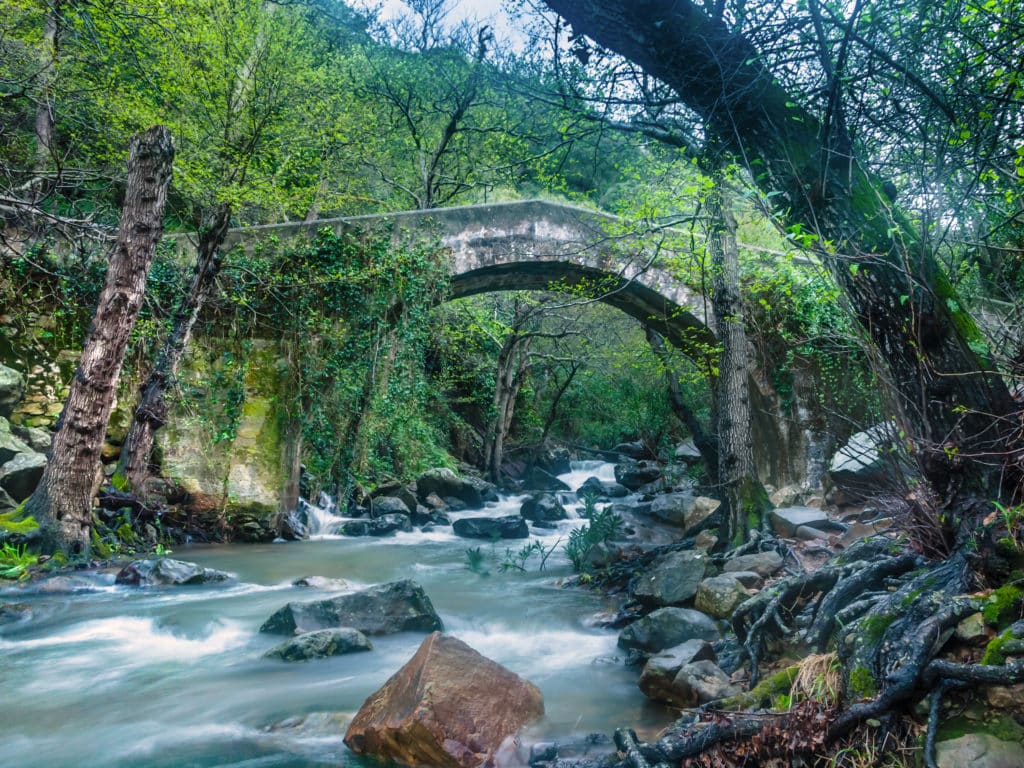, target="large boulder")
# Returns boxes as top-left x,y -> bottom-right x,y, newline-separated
0,418 -> 33,465
453,516 -> 529,540
638,639 -> 717,705
520,493 -> 568,522
344,632 -> 544,768
695,574 -> 750,619
770,506 -> 837,538
618,607 -> 720,653
416,468 -> 497,510
614,461 -> 662,491
0,450 -> 45,502
115,558 -> 234,587
260,579 -> 443,636
340,513 -> 412,537
829,424 -> 914,502
935,734 -> 1024,768
0,365 -> 25,418
264,627 -> 372,661
631,551 -> 708,607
